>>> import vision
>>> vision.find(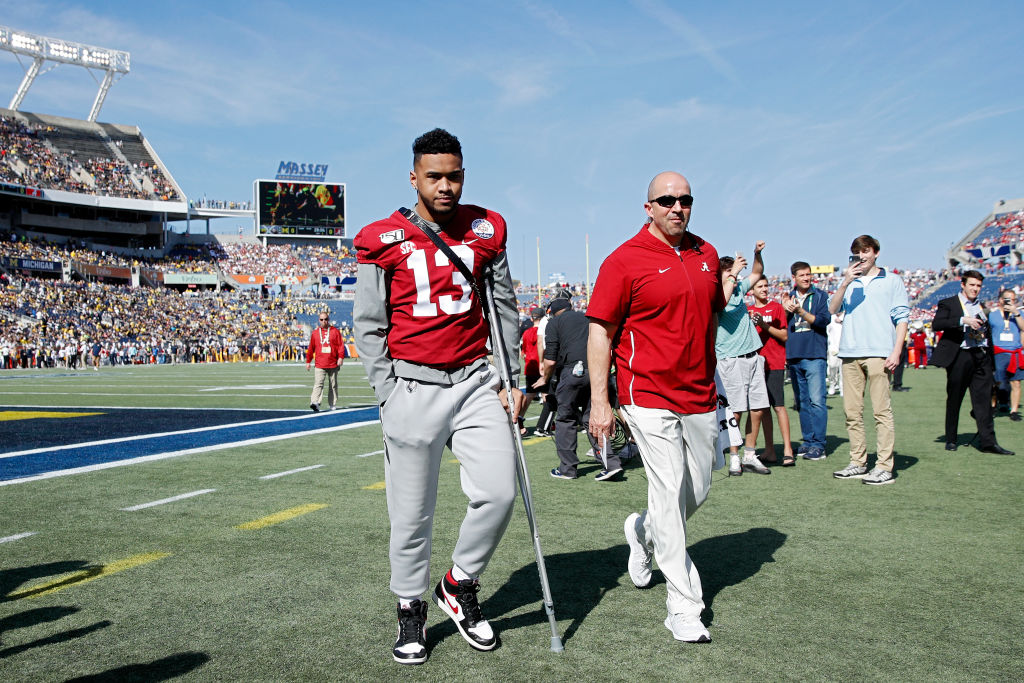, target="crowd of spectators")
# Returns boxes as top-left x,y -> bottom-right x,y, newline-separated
963,210 -> 1024,251
0,233 -> 358,278
294,244 -> 356,276
218,243 -> 307,276
0,115 -> 180,201
190,198 -> 253,210
0,276 -> 311,369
